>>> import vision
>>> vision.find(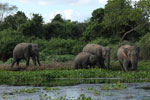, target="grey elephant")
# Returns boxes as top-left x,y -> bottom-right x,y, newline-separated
74,52 -> 100,69
117,44 -> 140,72
11,43 -> 41,67
82,44 -> 110,69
